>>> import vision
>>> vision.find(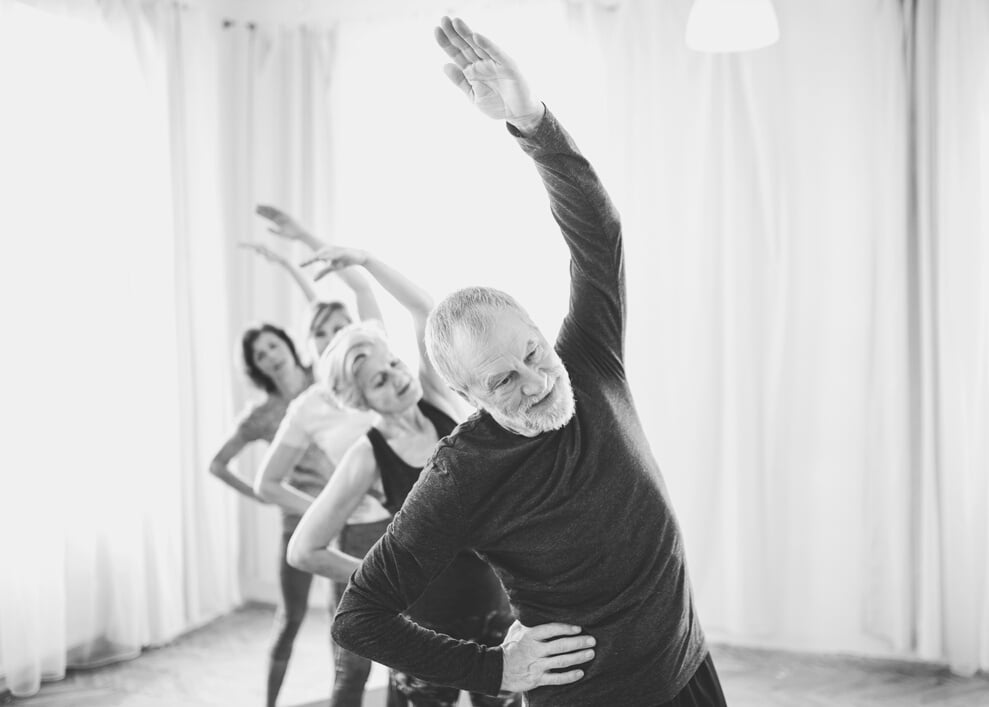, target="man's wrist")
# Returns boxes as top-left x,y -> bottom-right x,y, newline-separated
509,103 -> 546,137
